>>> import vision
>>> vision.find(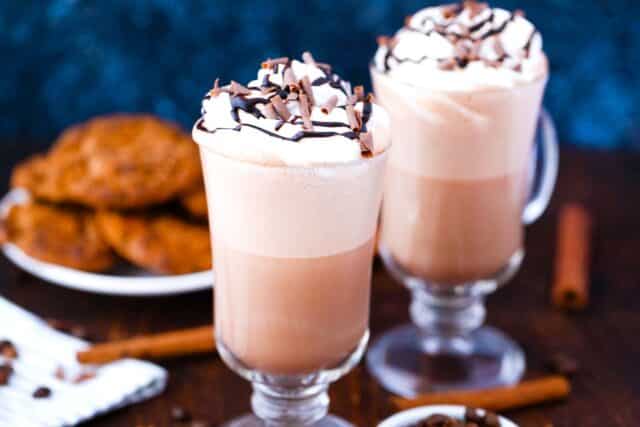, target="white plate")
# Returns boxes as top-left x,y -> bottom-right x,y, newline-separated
1,189 -> 214,297
378,405 -> 518,427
